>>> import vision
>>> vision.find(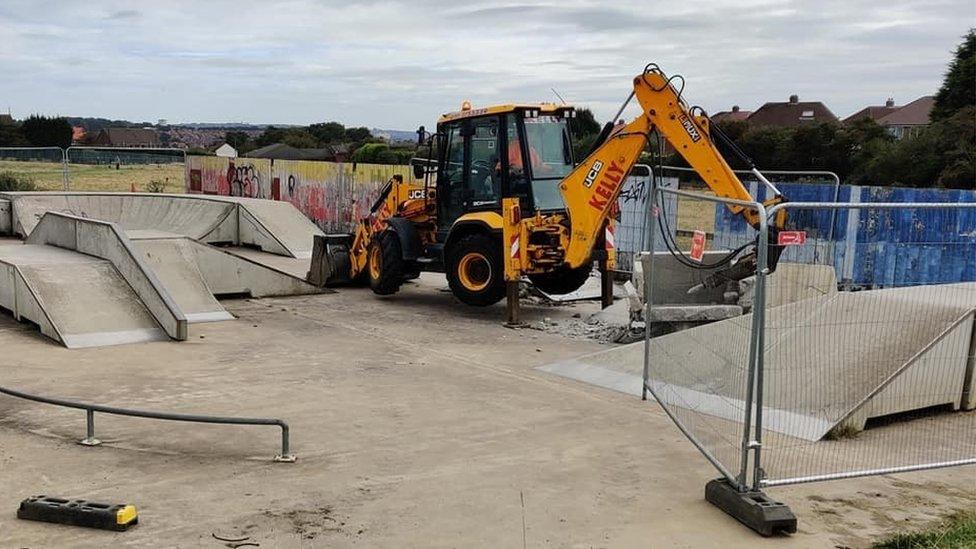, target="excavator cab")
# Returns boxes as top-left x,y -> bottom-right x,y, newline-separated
429,104 -> 577,233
